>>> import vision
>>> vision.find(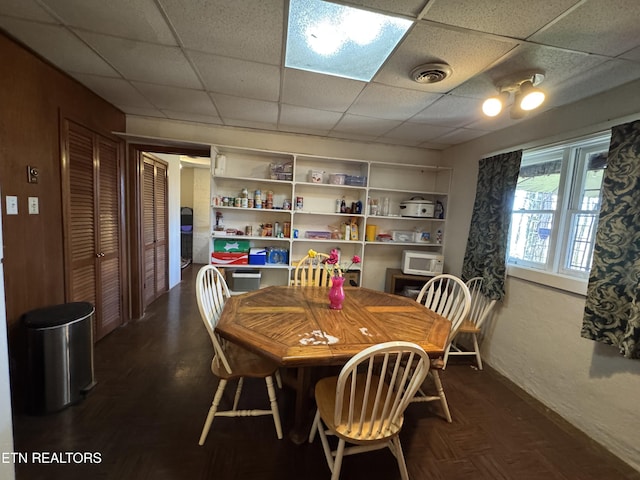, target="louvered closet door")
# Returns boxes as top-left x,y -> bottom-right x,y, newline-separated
67,123 -> 97,310
154,162 -> 168,296
96,137 -> 123,339
64,119 -> 124,341
142,154 -> 168,306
